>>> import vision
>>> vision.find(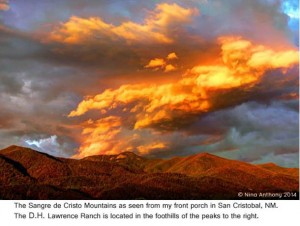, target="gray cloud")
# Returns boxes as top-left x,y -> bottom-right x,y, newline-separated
185,101 -> 299,167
